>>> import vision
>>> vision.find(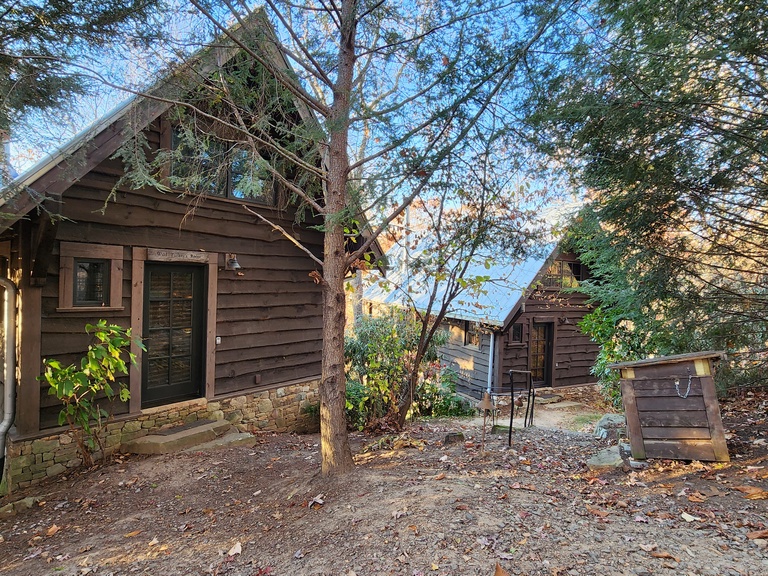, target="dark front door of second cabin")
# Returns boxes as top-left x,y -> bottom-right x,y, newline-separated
530,322 -> 554,388
142,264 -> 205,407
